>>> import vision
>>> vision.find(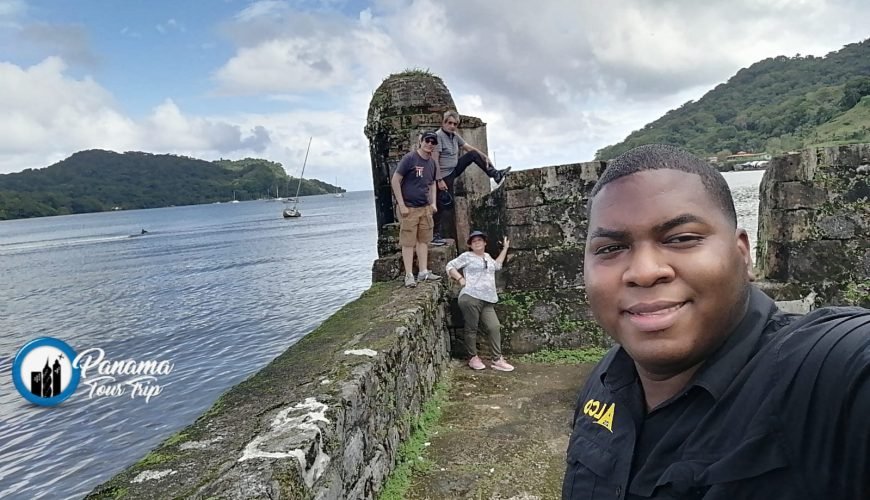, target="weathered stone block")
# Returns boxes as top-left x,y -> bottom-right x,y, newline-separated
816,143 -> 870,170
773,181 -> 828,209
816,215 -> 859,239
788,240 -> 847,283
503,168 -> 541,191
756,241 -> 790,281
766,153 -> 804,182
378,223 -> 401,256
372,244 -> 457,282
762,209 -> 816,242
505,186 -> 544,209
504,203 -> 588,230
508,222 -> 565,250
492,288 -> 610,353
502,246 -> 585,290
